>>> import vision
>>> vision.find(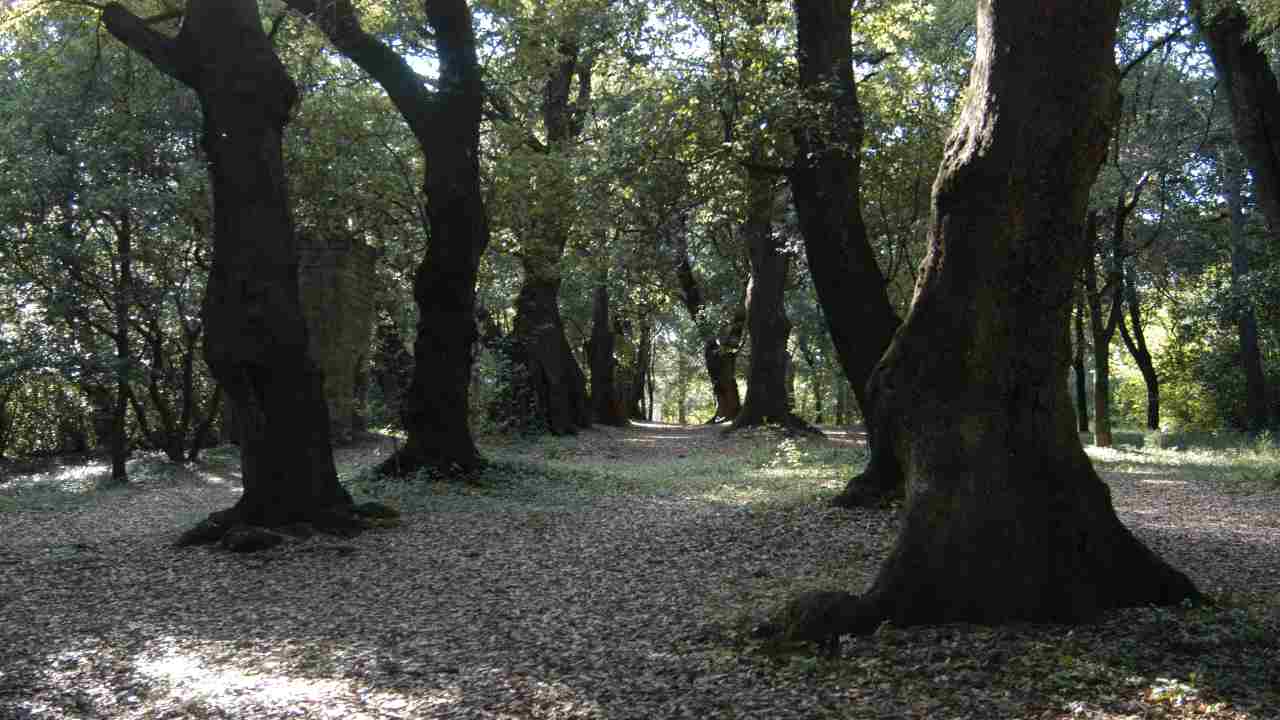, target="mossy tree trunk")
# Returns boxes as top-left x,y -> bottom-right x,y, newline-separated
799,0 -> 1200,636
